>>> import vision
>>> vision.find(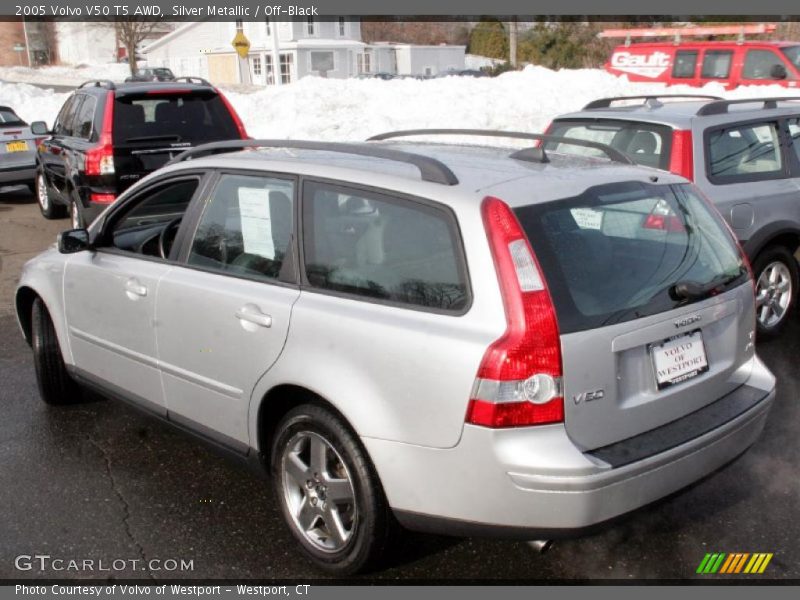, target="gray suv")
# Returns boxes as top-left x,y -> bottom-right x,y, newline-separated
15,132 -> 776,573
548,95 -> 800,337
